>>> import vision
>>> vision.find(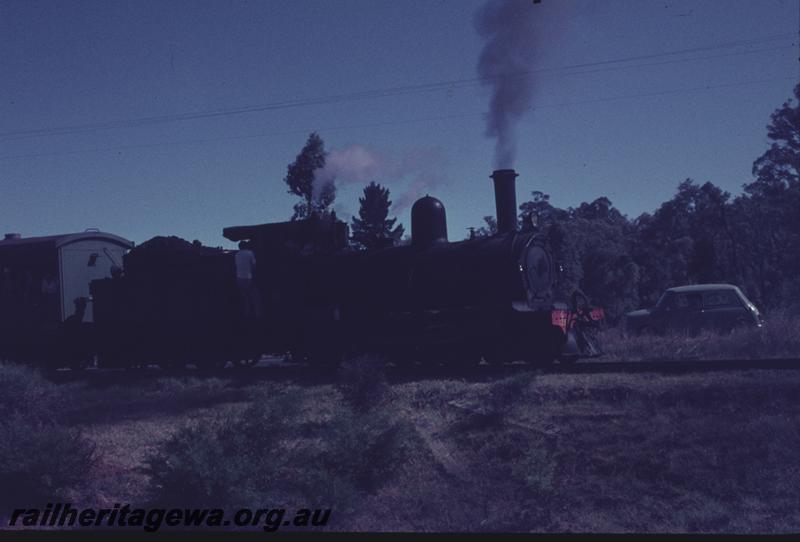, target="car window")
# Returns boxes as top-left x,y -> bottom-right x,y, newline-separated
671,293 -> 689,309
667,292 -> 701,310
702,290 -> 741,308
